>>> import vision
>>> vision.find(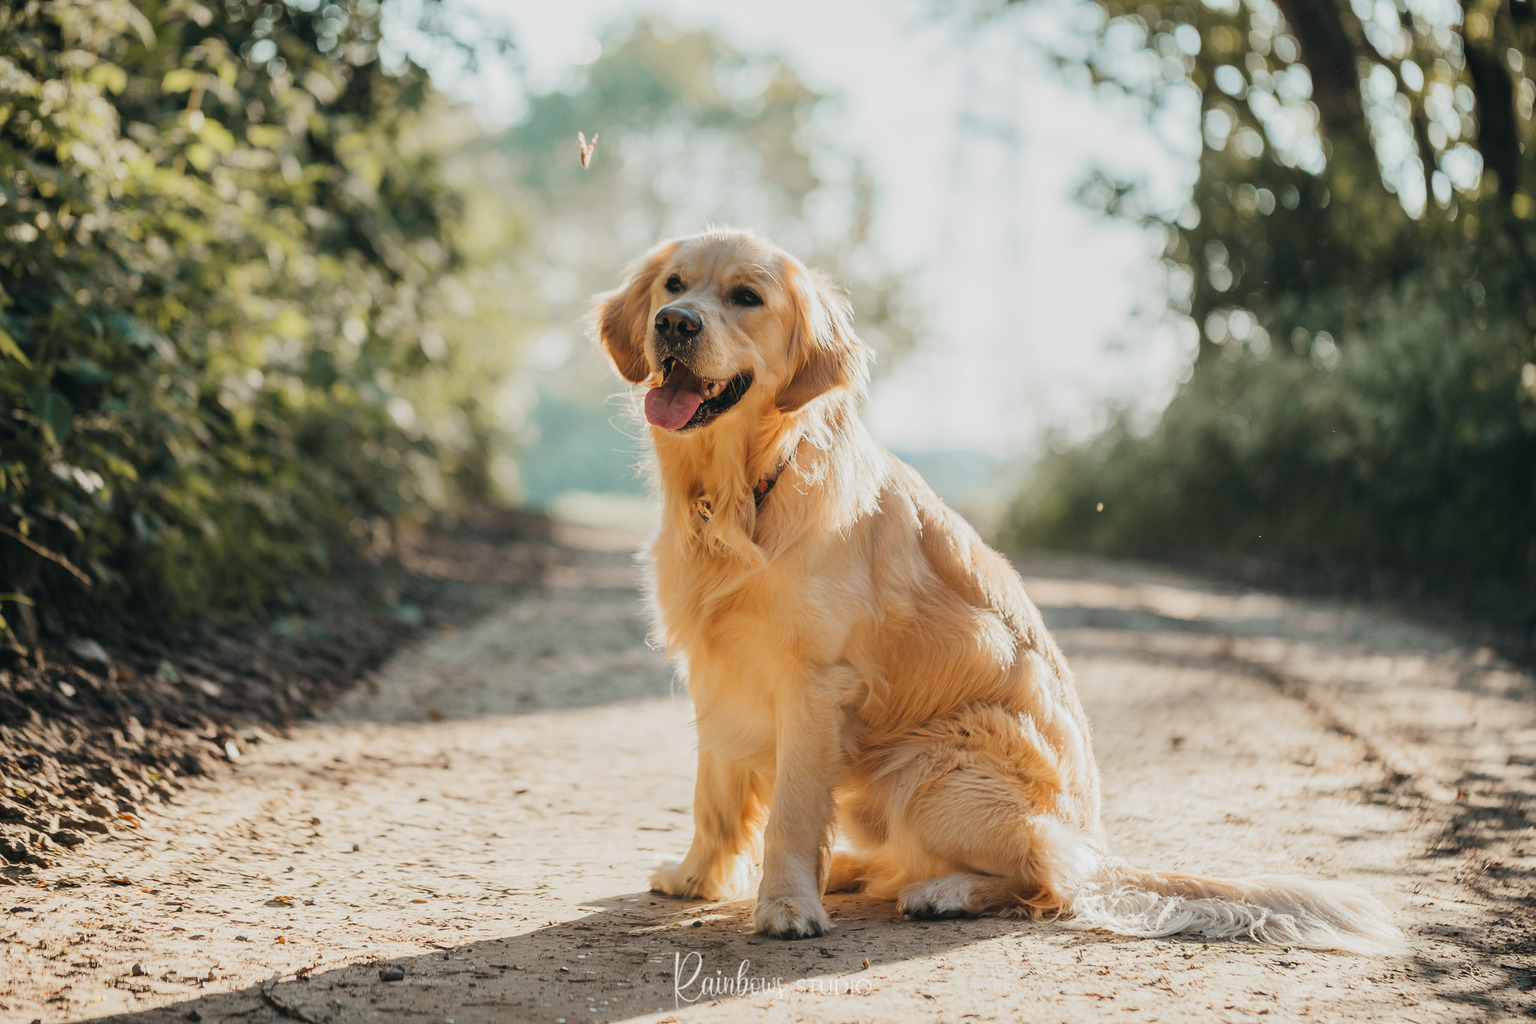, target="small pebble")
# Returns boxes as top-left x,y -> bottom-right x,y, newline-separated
131,963 -> 147,977
379,965 -> 406,982
691,919 -> 702,928
9,906 -> 34,914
